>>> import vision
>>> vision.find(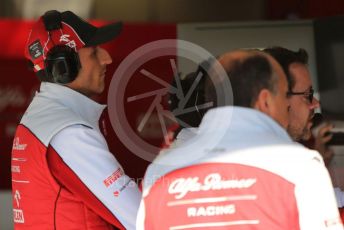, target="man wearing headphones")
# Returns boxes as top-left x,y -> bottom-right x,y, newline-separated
167,58 -> 214,147
11,10 -> 140,229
